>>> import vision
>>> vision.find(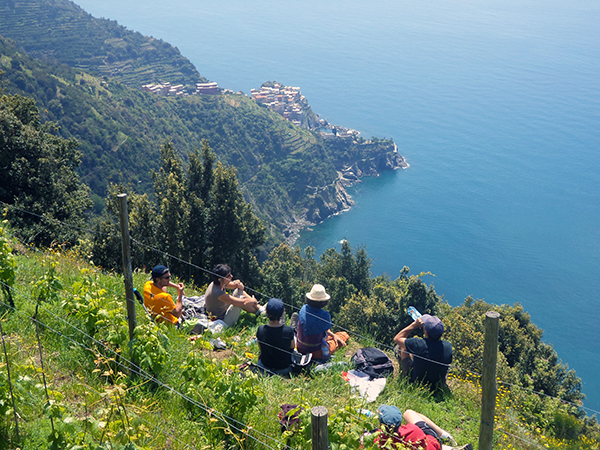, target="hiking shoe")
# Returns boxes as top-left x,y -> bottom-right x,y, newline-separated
440,431 -> 457,446
290,312 -> 299,332
452,444 -> 473,450
210,338 -> 227,350
255,305 -> 267,316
